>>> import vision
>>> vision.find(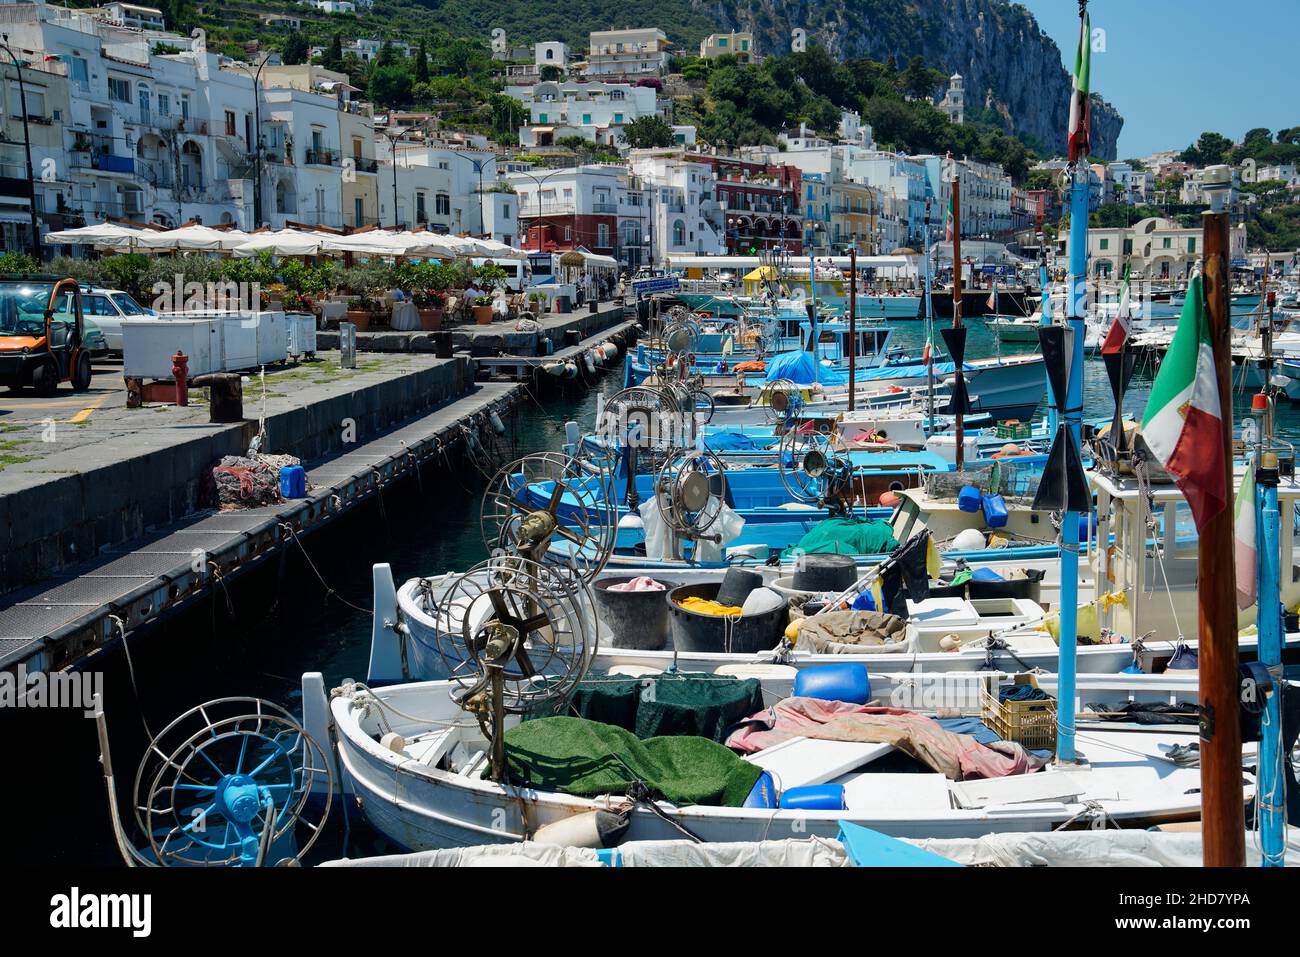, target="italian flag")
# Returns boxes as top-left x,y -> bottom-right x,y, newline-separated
1100,262 -> 1132,354
1067,11 -> 1091,164
1140,275 -> 1226,531
1234,455 -> 1257,609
